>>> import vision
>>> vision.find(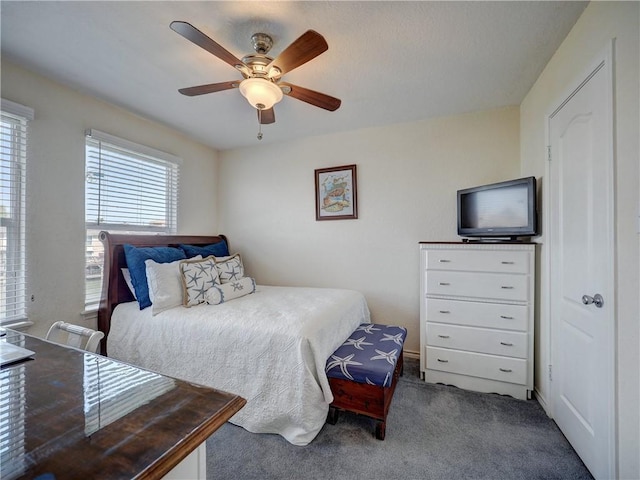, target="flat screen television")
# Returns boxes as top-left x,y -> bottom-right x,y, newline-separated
457,176 -> 538,241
